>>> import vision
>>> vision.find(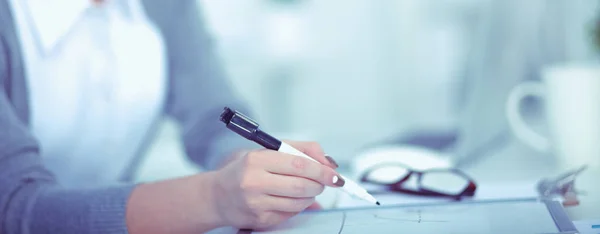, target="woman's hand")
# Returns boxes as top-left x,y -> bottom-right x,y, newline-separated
211,141 -> 341,230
